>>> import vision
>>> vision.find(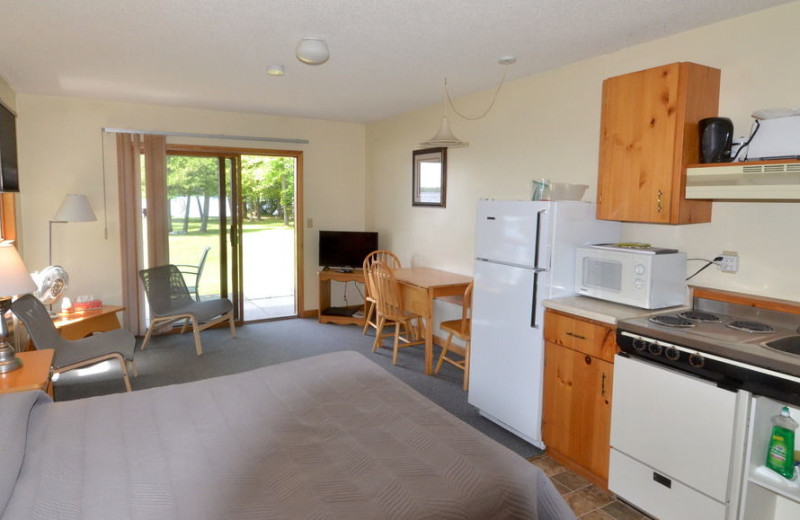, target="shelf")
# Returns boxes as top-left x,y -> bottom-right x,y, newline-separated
749,465 -> 800,503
